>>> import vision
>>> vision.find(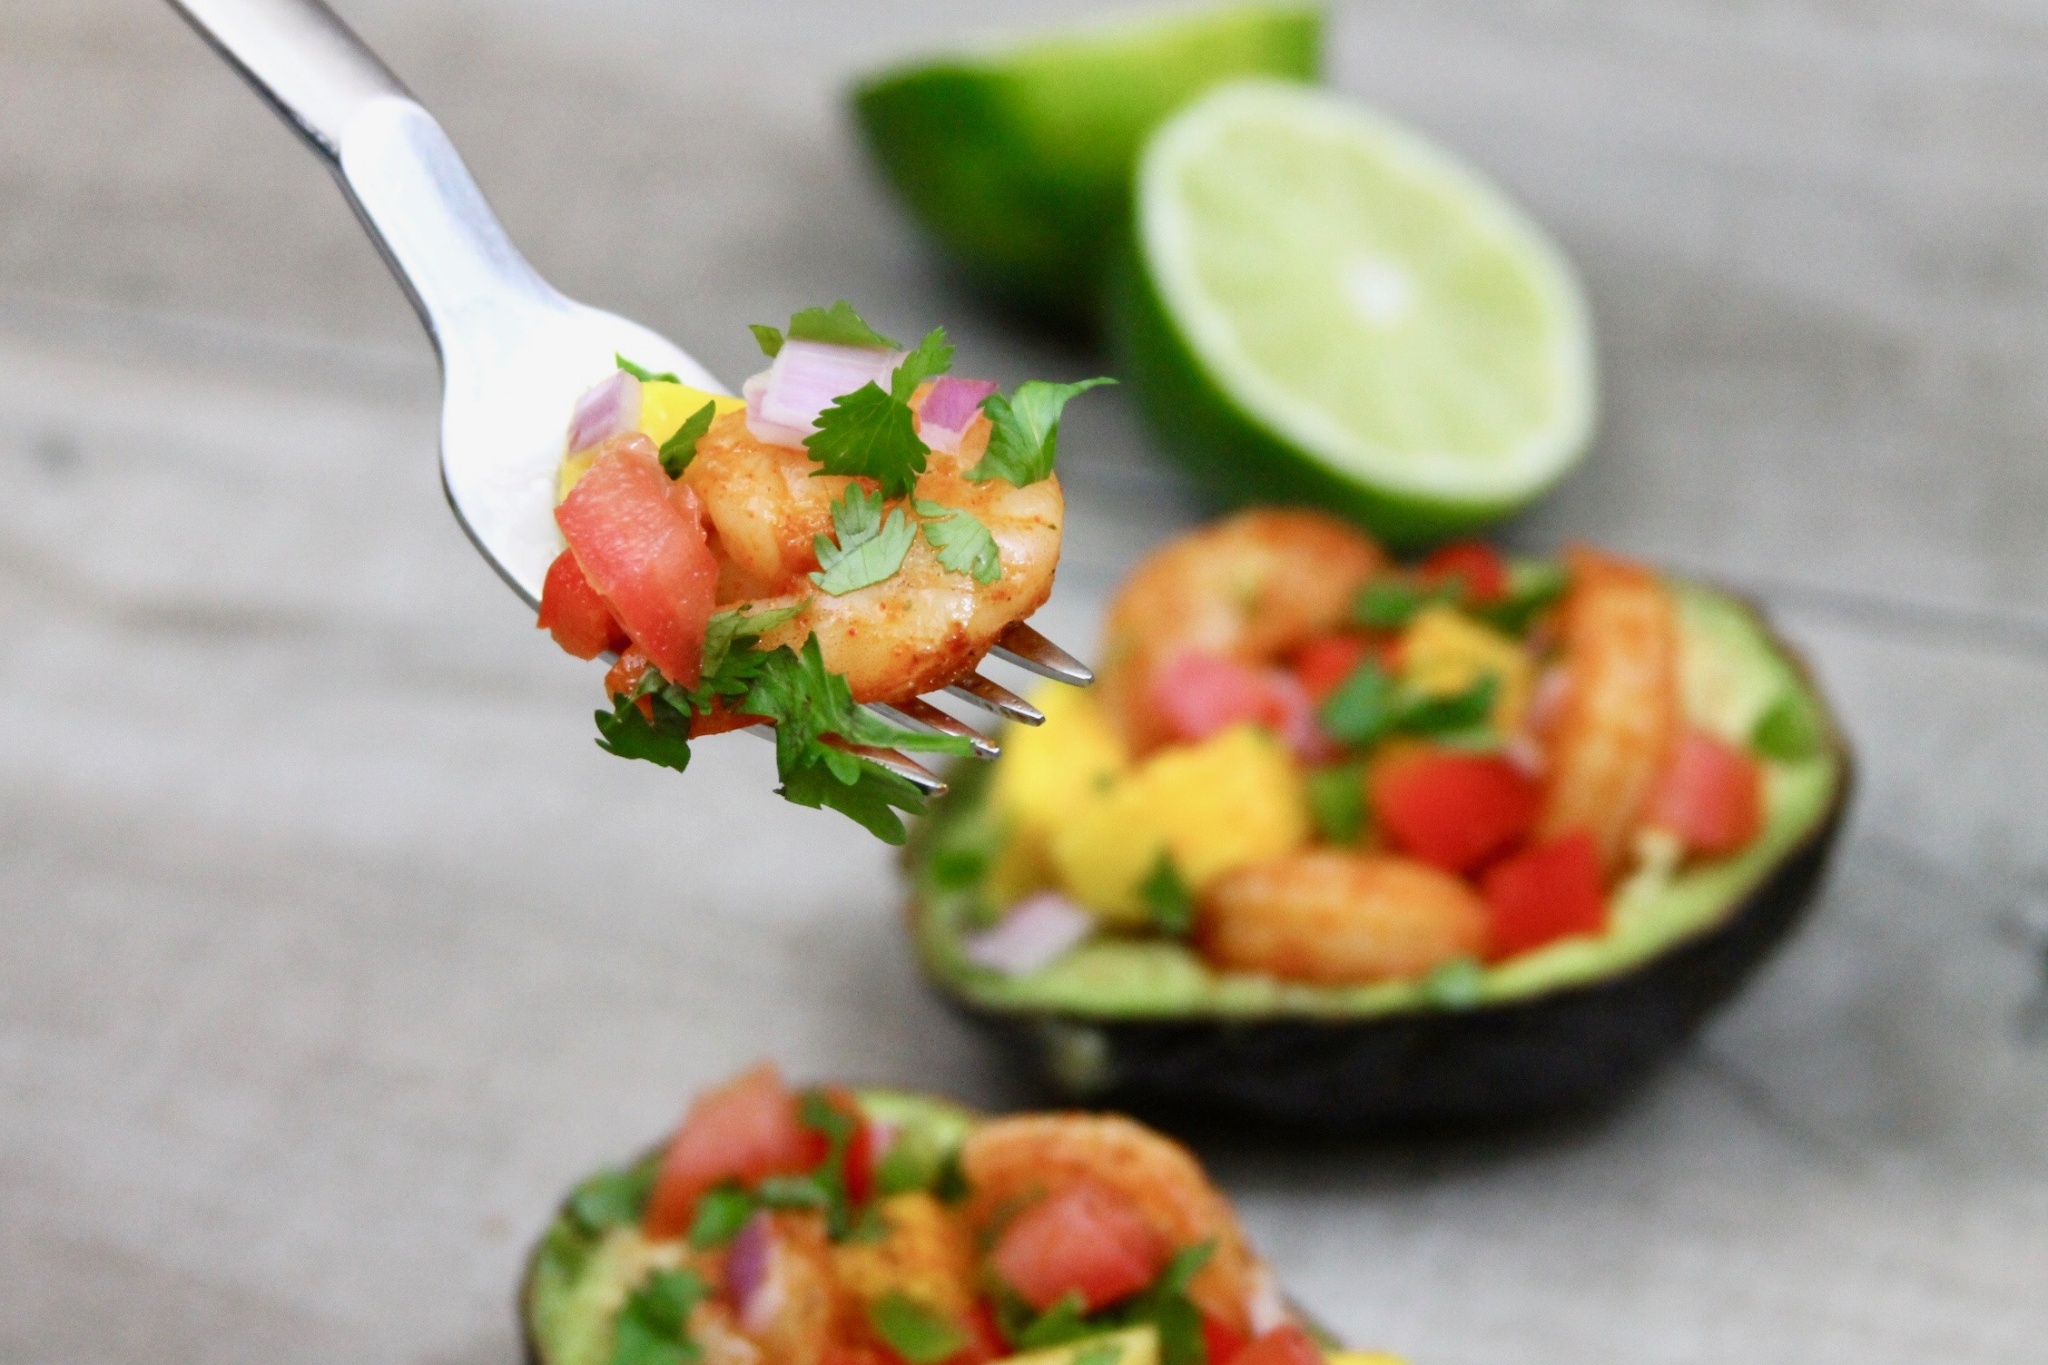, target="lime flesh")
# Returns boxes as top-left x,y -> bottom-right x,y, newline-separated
1117,80 -> 1596,545
852,5 -> 1321,328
